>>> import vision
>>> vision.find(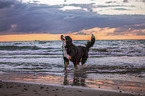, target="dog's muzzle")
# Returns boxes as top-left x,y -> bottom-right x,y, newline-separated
61,35 -> 65,40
